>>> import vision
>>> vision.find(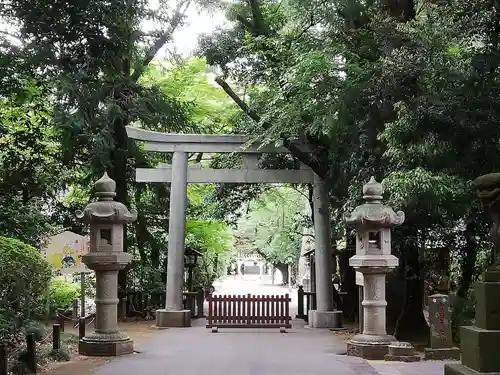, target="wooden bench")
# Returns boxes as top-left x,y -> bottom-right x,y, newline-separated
206,293 -> 292,332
